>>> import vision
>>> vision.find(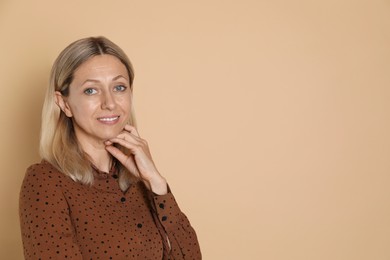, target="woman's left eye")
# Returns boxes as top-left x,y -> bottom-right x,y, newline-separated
114,85 -> 127,92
